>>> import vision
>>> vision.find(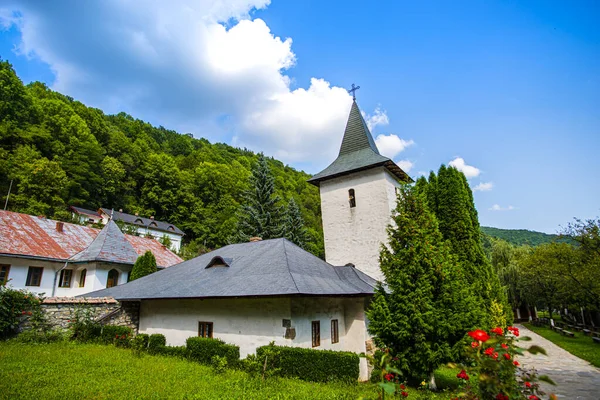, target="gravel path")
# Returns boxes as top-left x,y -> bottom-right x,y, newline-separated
516,324 -> 600,400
